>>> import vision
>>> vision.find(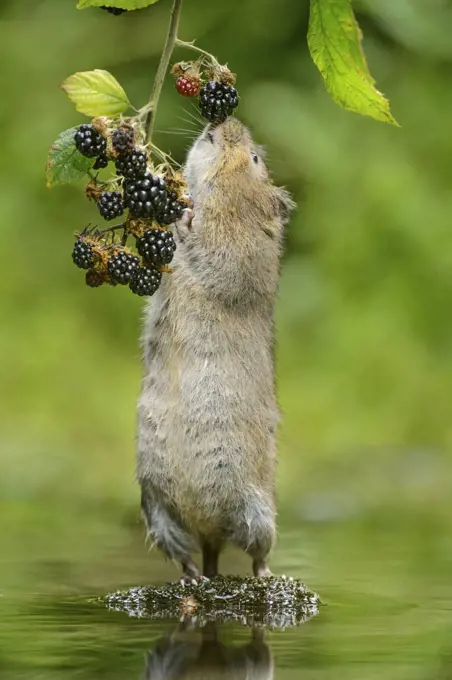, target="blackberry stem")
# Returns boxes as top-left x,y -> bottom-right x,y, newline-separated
98,223 -> 126,235
145,0 -> 184,144
175,39 -> 220,67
